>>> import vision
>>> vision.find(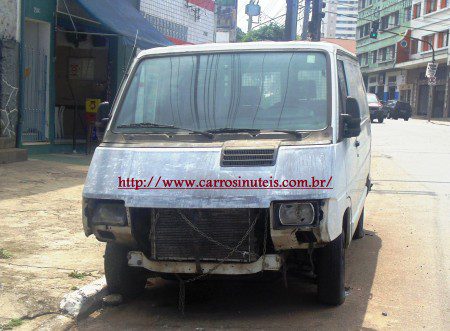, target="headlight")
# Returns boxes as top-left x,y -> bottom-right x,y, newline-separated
90,200 -> 127,226
278,202 -> 315,226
